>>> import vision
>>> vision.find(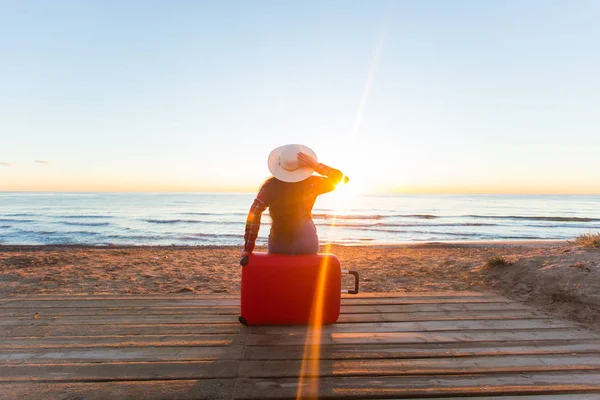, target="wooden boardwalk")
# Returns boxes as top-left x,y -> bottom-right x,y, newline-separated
1,292 -> 600,399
